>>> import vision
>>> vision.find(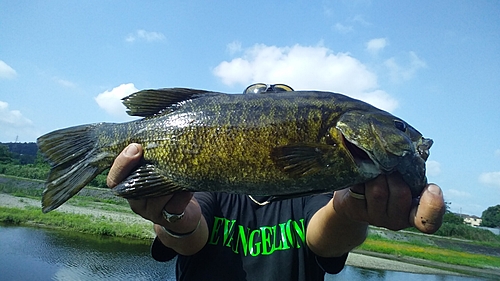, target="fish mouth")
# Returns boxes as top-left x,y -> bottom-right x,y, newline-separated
340,134 -> 376,168
417,137 -> 433,161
